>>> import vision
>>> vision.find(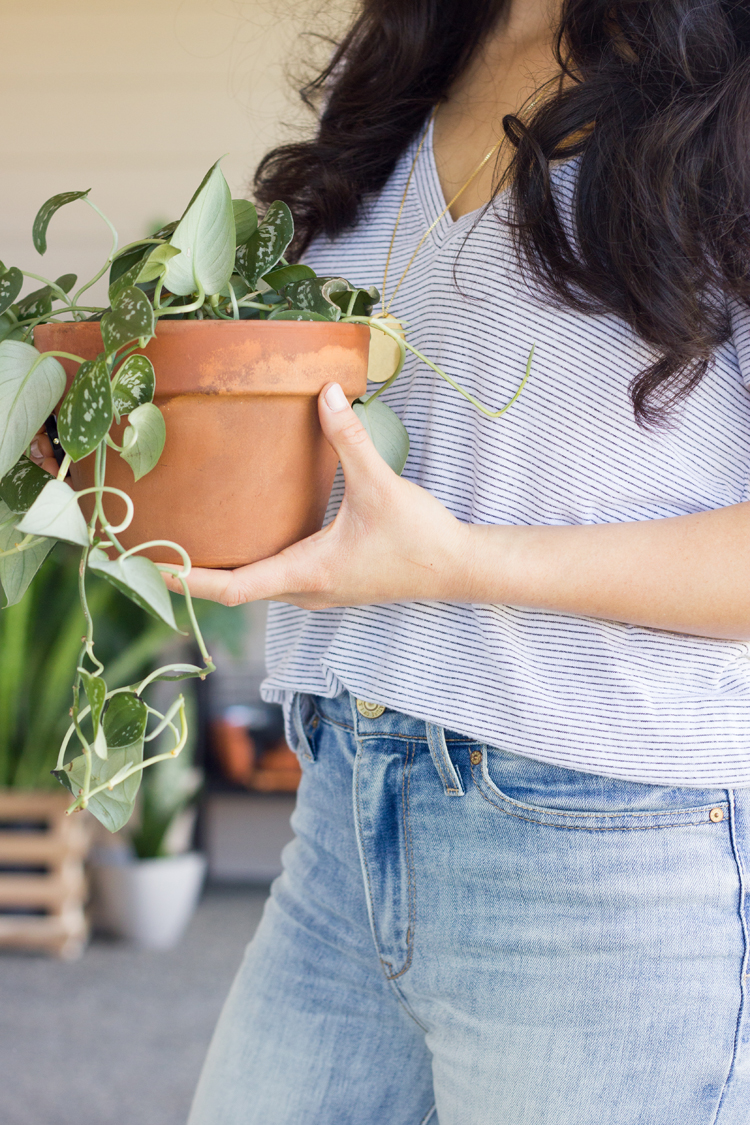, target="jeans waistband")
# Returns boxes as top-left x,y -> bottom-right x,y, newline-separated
292,691 -> 470,797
